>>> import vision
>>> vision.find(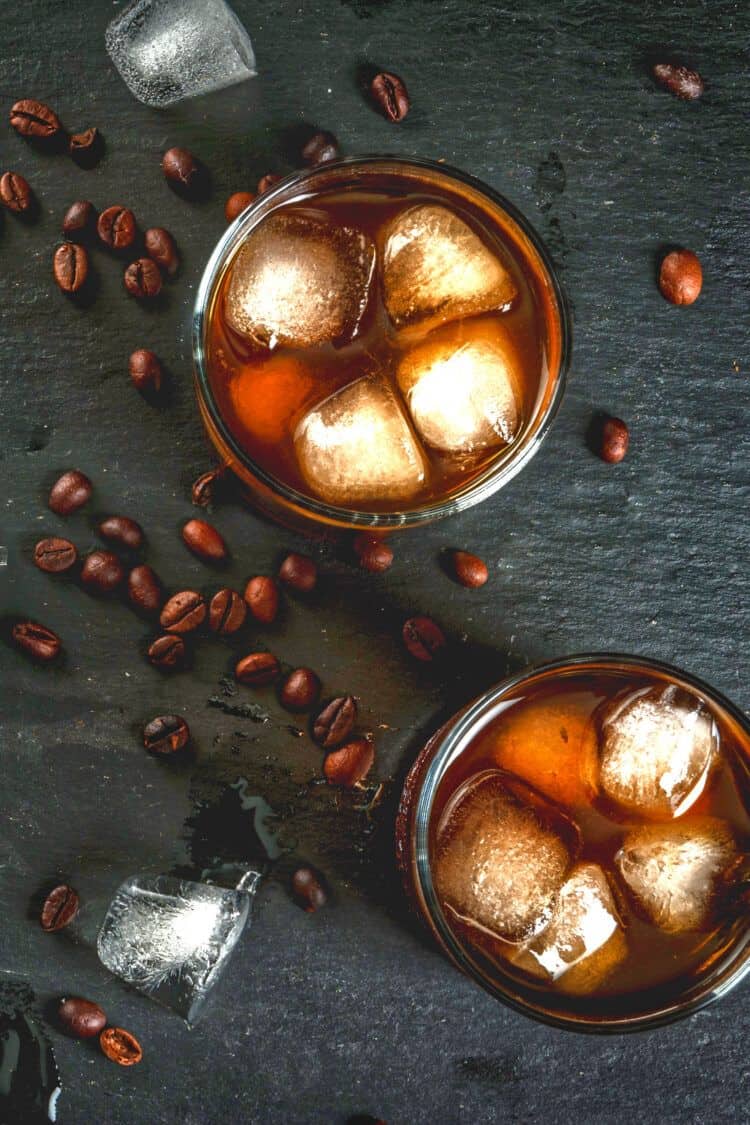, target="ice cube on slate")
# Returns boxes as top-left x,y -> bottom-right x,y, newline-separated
224,211 -> 376,350
294,377 -> 427,505
615,818 -> 736,933
434,771 -> 572,943
599,685 -> 719,819
382,203 -> 517,333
